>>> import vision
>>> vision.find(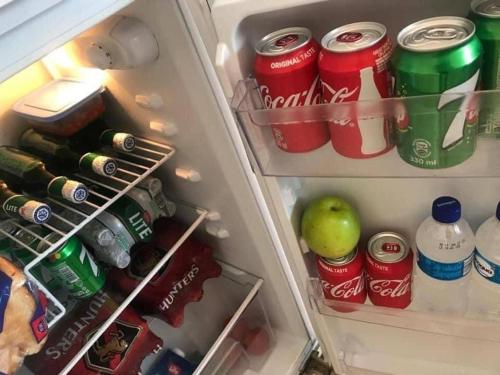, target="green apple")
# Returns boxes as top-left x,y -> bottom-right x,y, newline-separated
301,196 -> 361,258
